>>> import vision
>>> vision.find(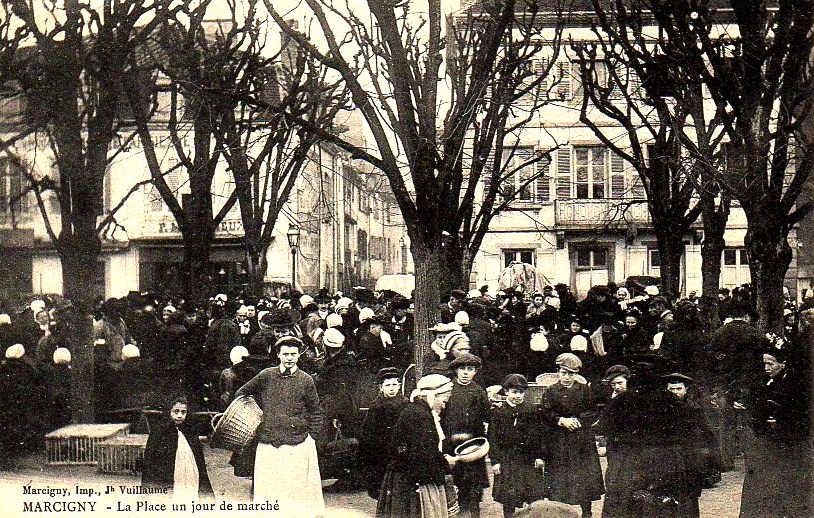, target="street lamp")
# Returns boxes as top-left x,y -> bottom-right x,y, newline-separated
399,237 -> 407,274
287,224 -> 301,290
